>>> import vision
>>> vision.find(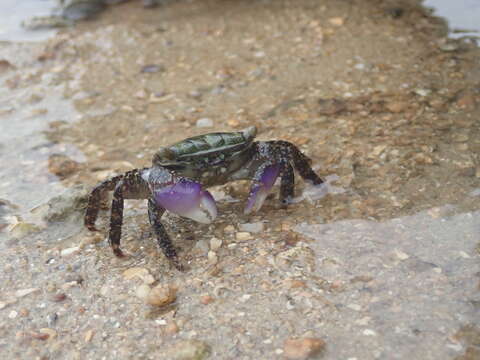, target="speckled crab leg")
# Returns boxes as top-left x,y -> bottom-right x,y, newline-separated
84,173 -> 126,231
107,169 -> 148,257
109,180 -> 126,257
280,163 -> 295,205
244,141 -> 324,213
268,140 -> 324,186
147,199 -> 184,271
